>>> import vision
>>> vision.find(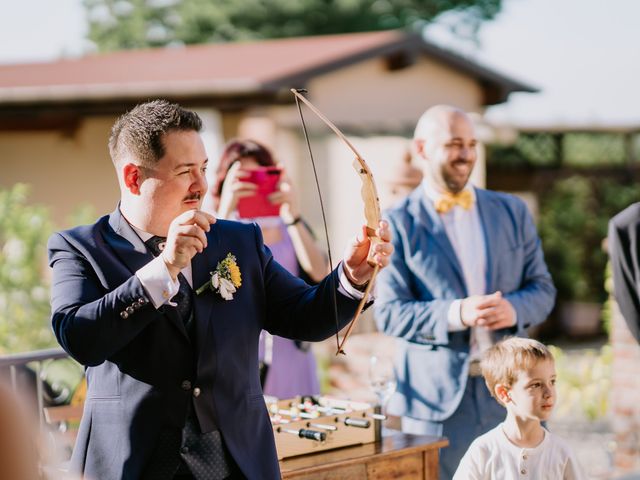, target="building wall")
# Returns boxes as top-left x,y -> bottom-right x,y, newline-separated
308,55 -> 484,129
0,116 -> 118,227
610,299 -> 640,473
